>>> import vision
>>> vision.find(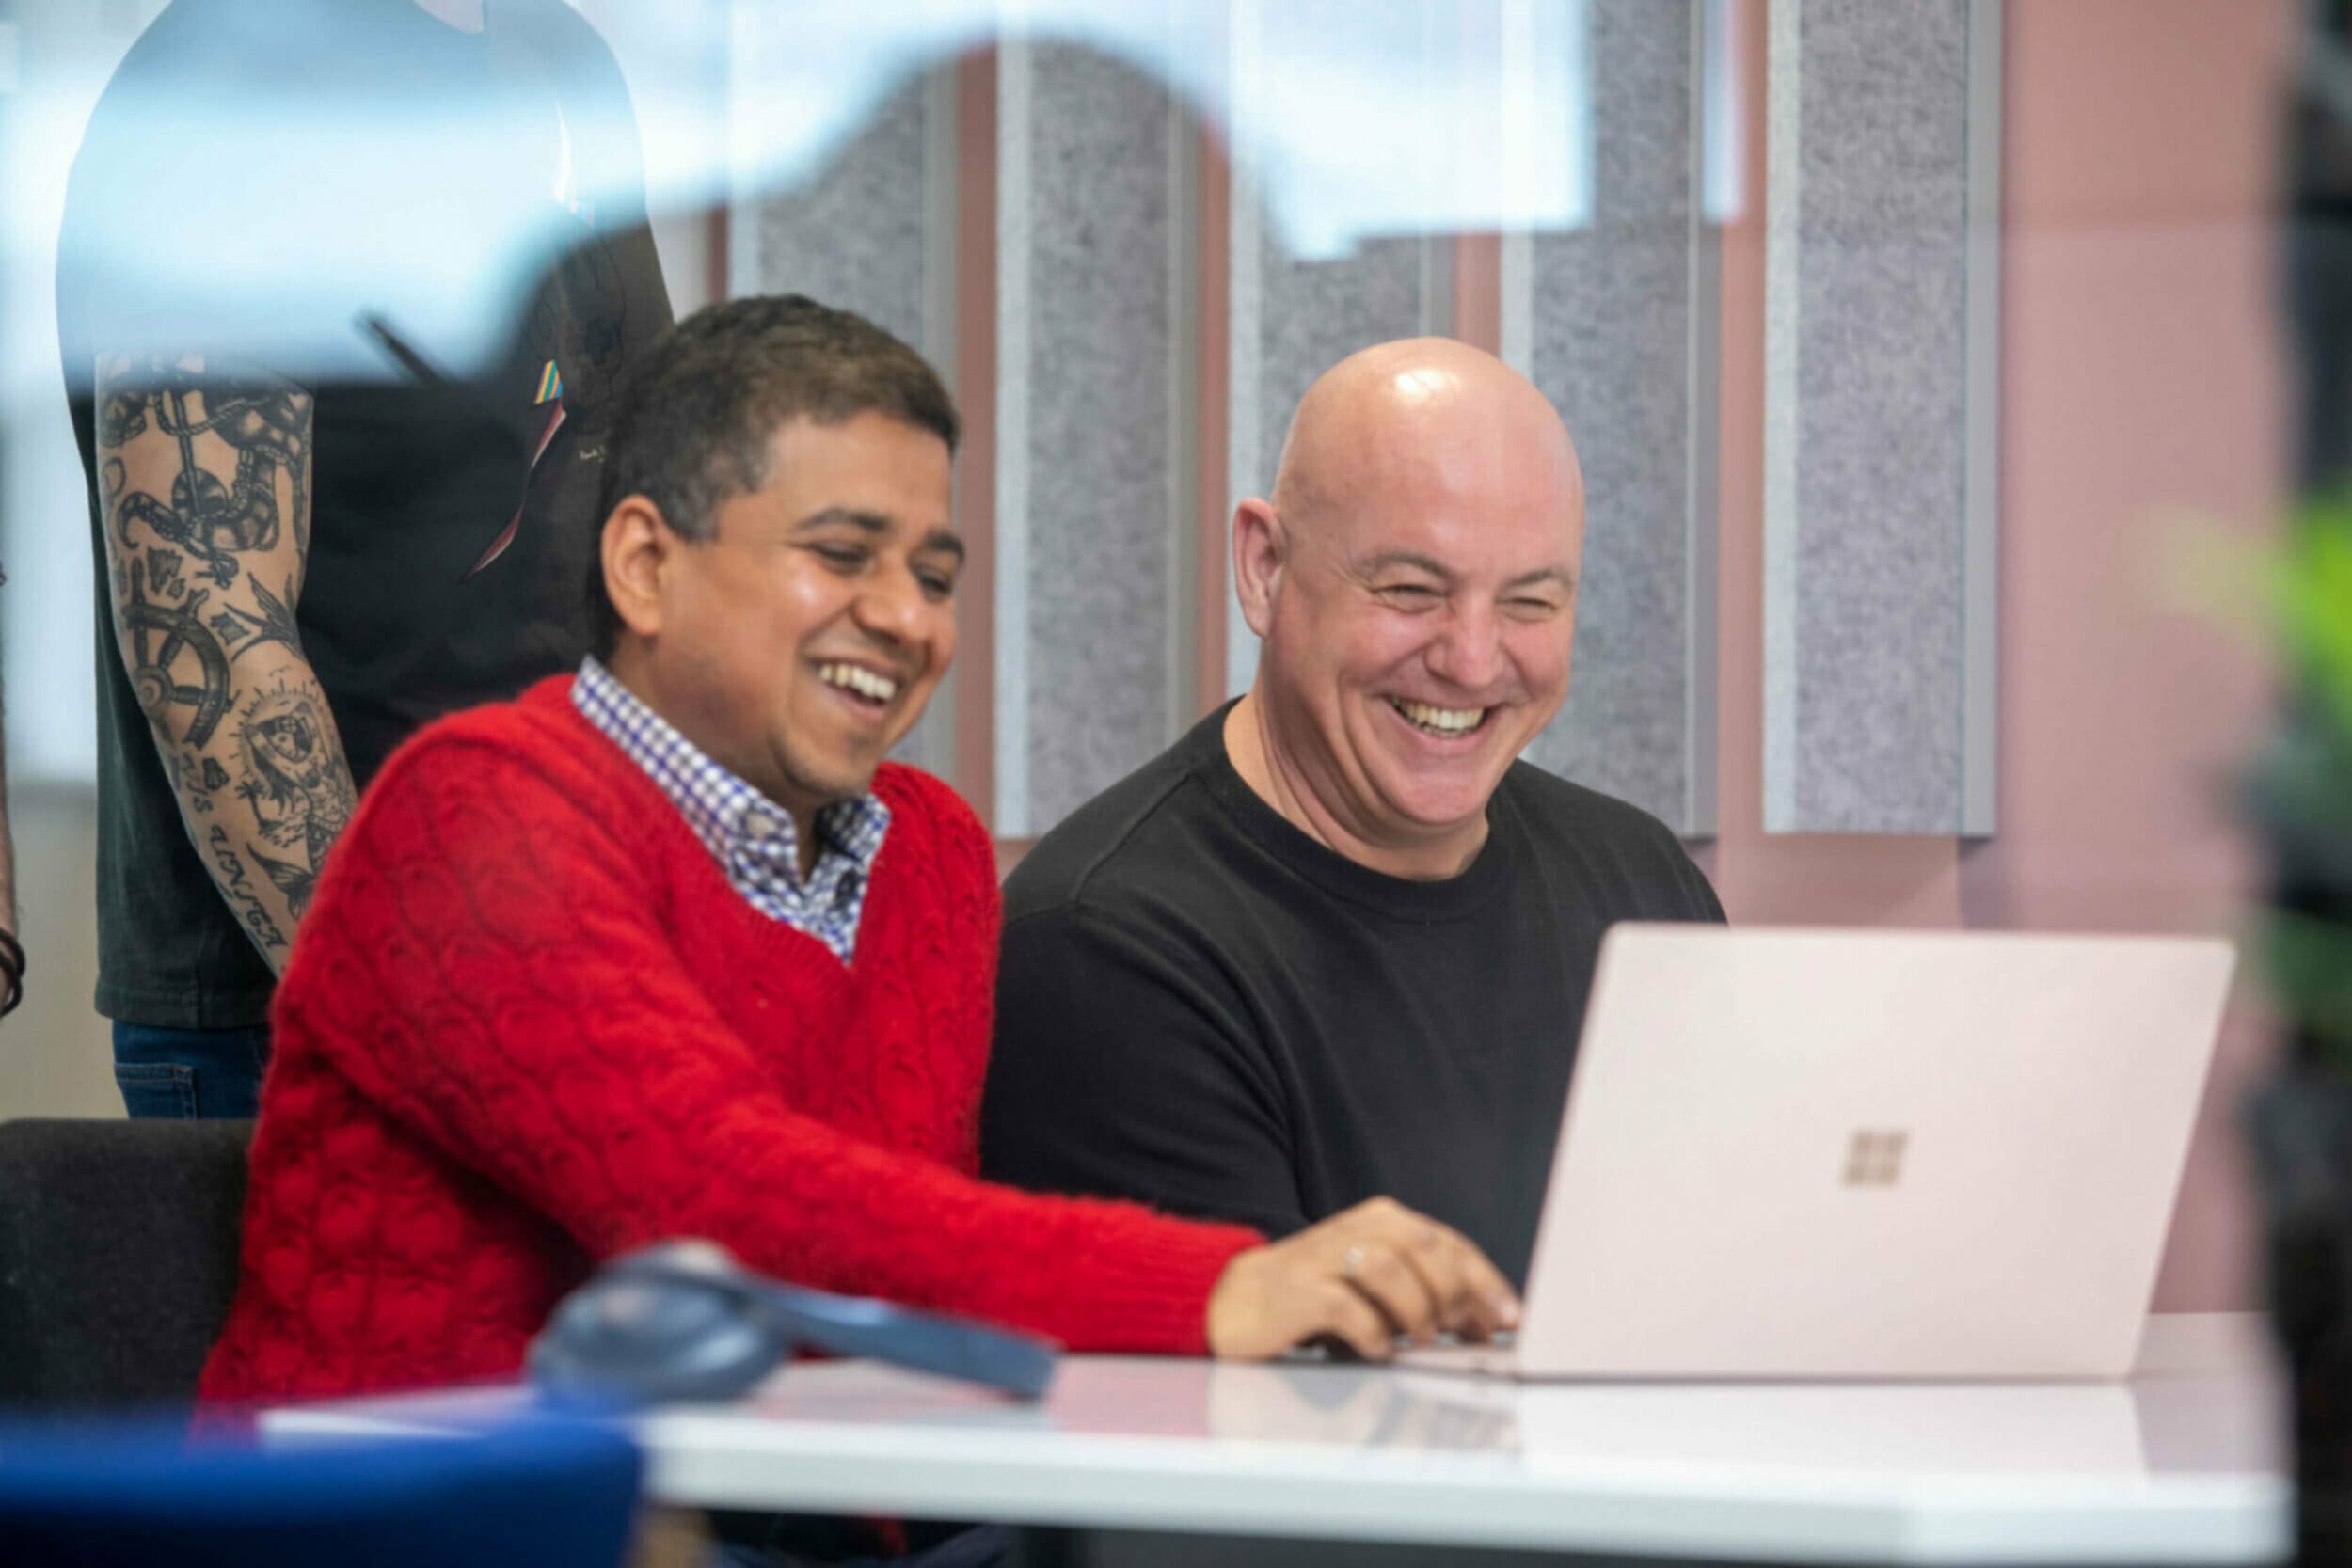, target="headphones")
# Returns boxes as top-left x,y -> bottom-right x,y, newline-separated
528,1240 -> 1059,1406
